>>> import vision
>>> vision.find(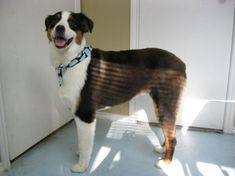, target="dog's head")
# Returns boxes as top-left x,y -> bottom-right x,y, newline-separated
45,11 -> 93,50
